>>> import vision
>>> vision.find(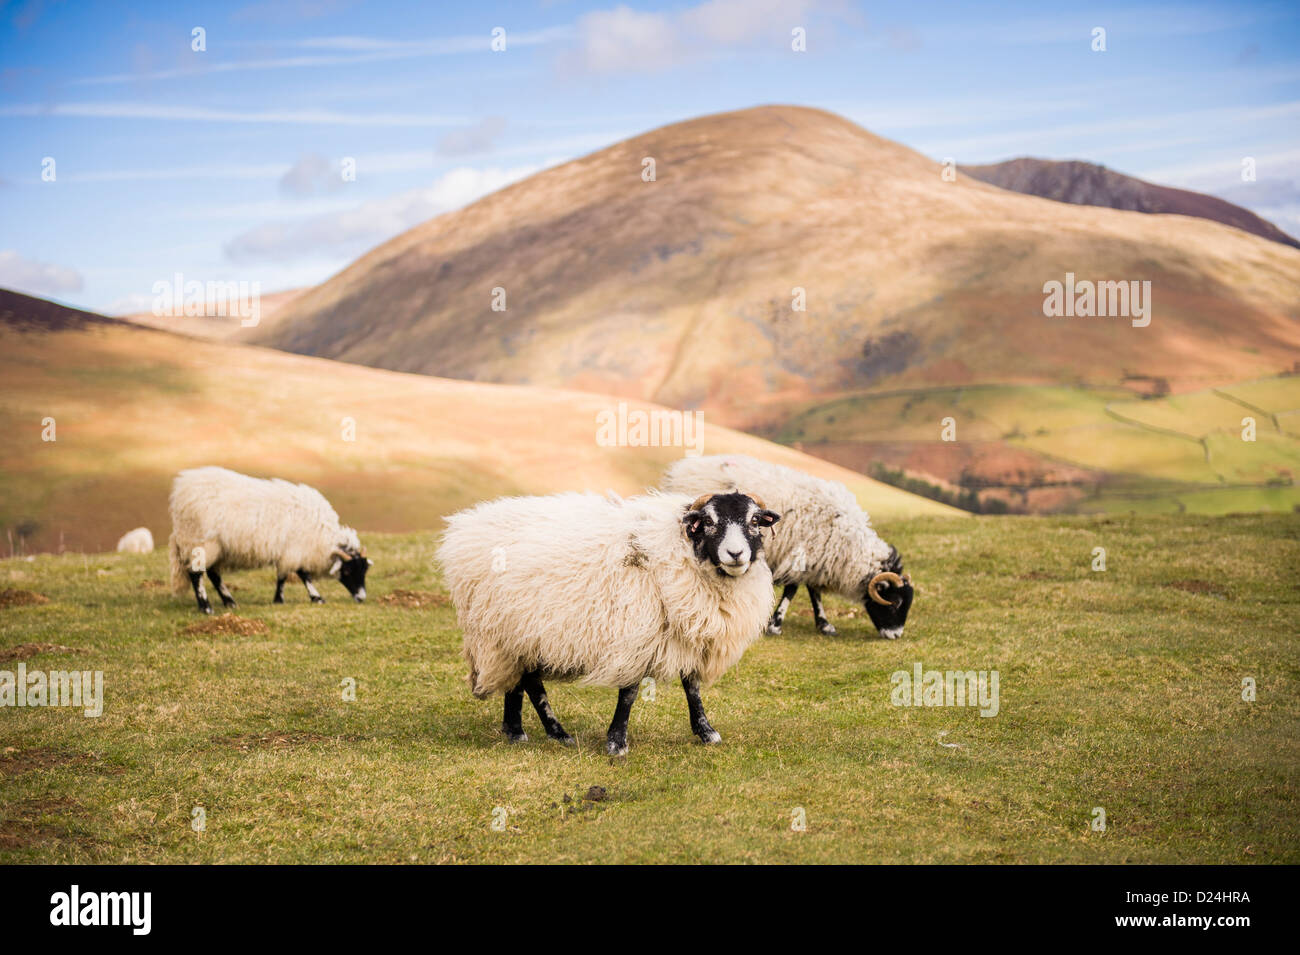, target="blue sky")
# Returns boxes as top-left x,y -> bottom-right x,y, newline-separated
1,0 -> 1297,312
